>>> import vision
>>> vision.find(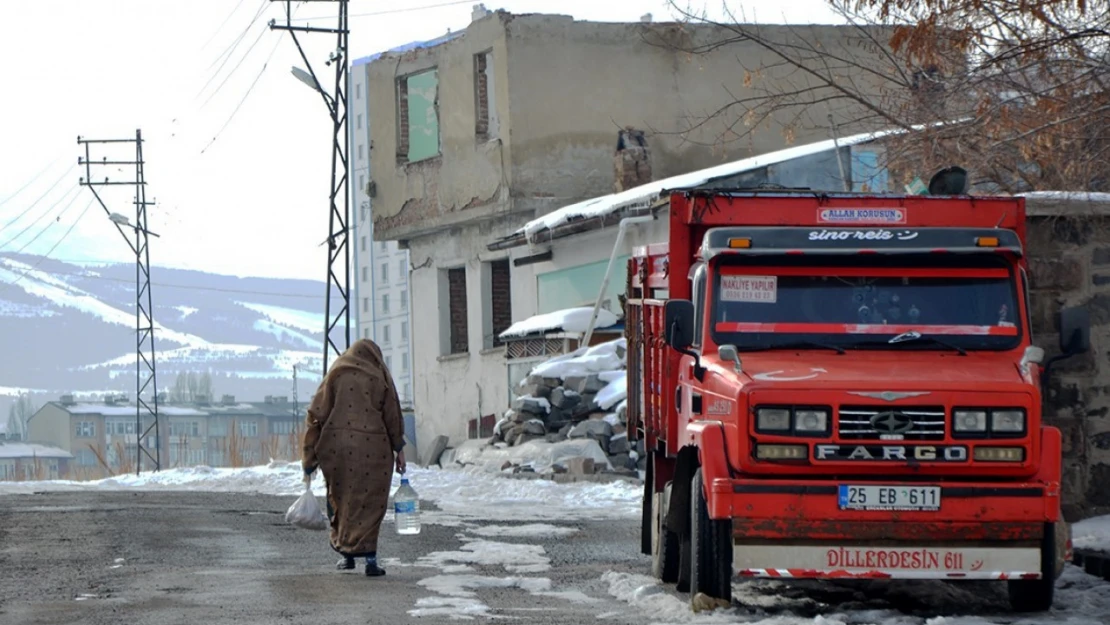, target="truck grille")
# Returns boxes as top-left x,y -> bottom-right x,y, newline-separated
837,405 -> 947,441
